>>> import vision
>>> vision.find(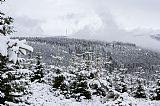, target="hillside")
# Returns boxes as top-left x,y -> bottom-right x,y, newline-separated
17,37 -> 160,74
